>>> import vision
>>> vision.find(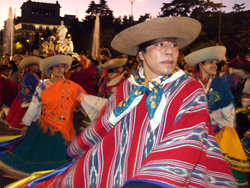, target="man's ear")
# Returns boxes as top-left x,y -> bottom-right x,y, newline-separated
199,63 -> 203,71
138,51 -> 144,61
